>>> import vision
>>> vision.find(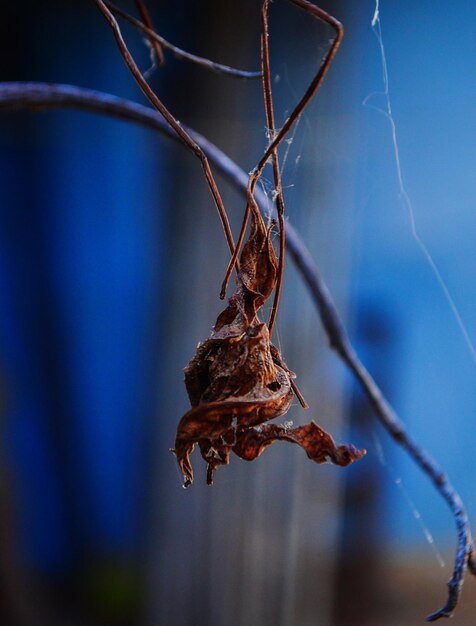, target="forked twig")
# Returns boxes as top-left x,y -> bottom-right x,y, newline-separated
259,0 -> 308,408
104,0 -> 262,79
219,0 -> 343,303
1,79 -> 474,620
93,0 -> 238,271
260,0 -> 286,337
